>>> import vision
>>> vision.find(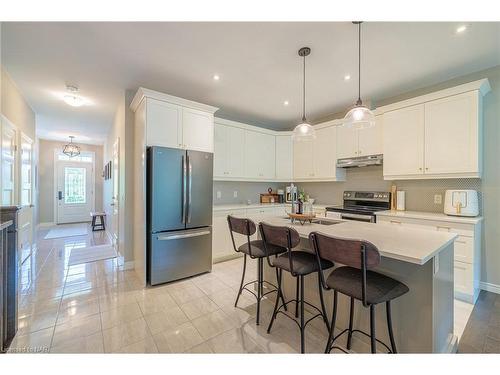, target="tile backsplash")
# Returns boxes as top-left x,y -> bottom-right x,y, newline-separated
216,166 -> 483,214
